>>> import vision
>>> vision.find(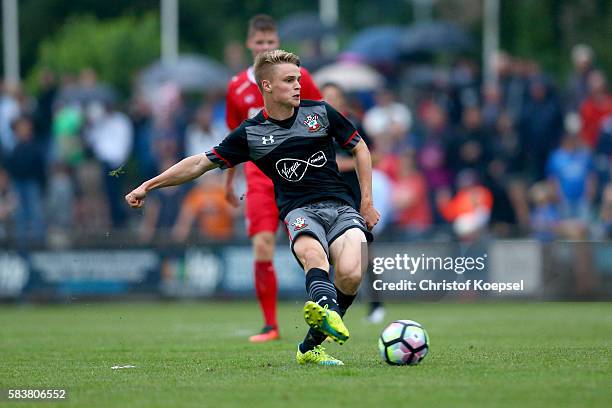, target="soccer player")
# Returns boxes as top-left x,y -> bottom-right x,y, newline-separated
125,50 -> 380,366
224,14 -> 323,343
